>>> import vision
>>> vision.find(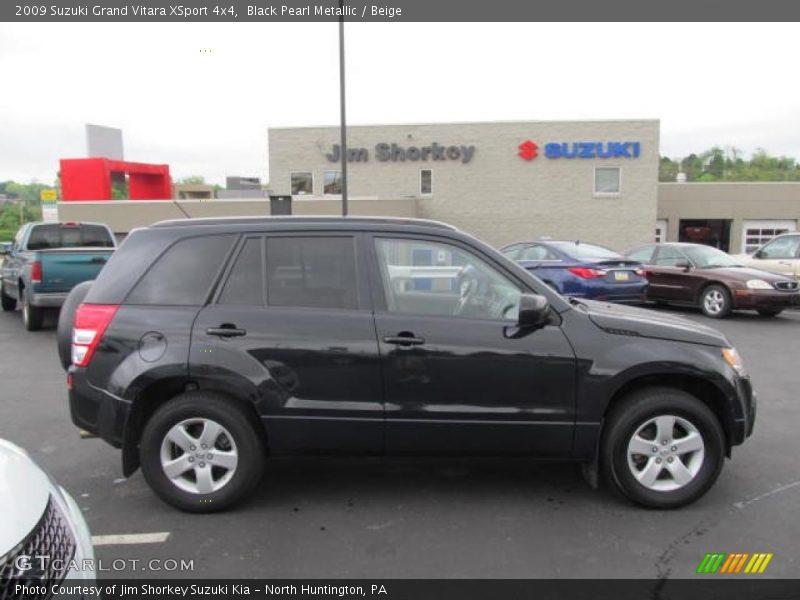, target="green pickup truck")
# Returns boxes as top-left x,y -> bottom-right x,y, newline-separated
1,222 -> 116,330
